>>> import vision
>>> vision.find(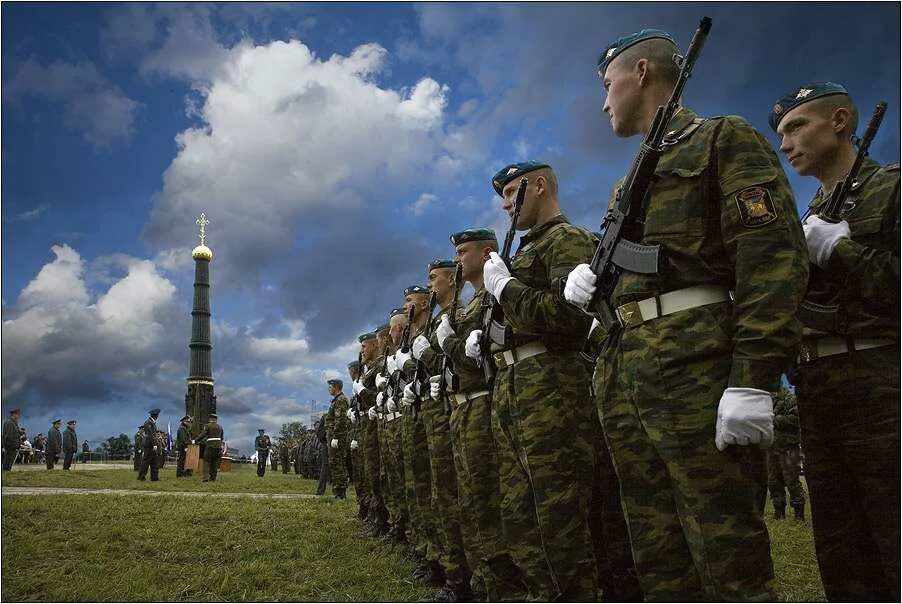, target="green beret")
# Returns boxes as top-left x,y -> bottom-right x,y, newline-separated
491,161 -> 549,196
347,360 -> 360,369
769,82 -> 849,132
404,285 -> 429,297
358,332 -> 376,343
428,259 -> 456,271
389,307 -> 406,318
450,228 -> 497,246
596,28 -> 676,79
